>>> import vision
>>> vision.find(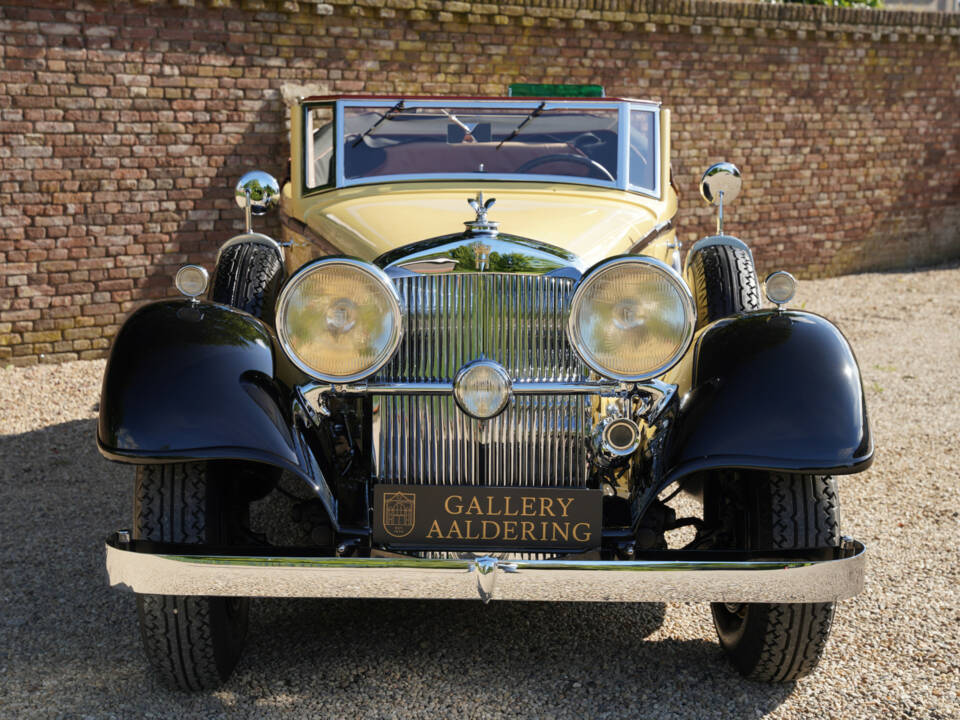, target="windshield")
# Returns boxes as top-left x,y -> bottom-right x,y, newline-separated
305,100 -> 659,195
